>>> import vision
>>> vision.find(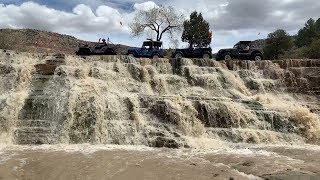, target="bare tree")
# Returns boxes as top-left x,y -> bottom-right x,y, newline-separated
130,6 -> 185,41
